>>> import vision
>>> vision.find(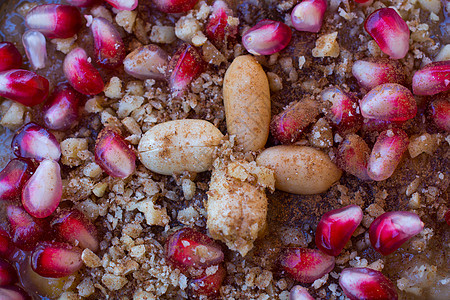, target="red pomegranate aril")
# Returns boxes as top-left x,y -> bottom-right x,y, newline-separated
354,0 -> 372,3
0,285 -> 31,300
412,61 -> 450,96
205,0 -> 238,48
0,258 -> 17,287
352,58 -> 406,90
280,248 -> 335,283
95,127 -> 136,178
104,0 -> 138,10
289,285 -> 315,300
188,264 -> 226,298
445,210 -> 450,226
31,241 -> 83,278
359,83 -> 417,122
315,205 -> 363,257
22,159 -> 62,219
43,84 -> 81,131
291,0 -> 327,33
167,44 -> 205,97
67,0 -> 98,7
7,205 -> 47,251
242,19 -> 292,56
123,45 -> 169,80
22,30 -> 47,70
336,134 -> 371,181
339,267 -> 398,300
12,122 -> 61,162
153,0 -> 199,13
364,8 -> 410,59
64,47 -> 104,95
367,128 -> 409,181
0,229 -> 13,259
91,17 -> 125,69
369,211 -> 424,256
0,42 -> 22,72
25,4 -> 82,39
0,69 -> 49,106
429,98 -> 450,131
0,158 -> 34,202
270,98 -> 319,144
51,209 -> 98,252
